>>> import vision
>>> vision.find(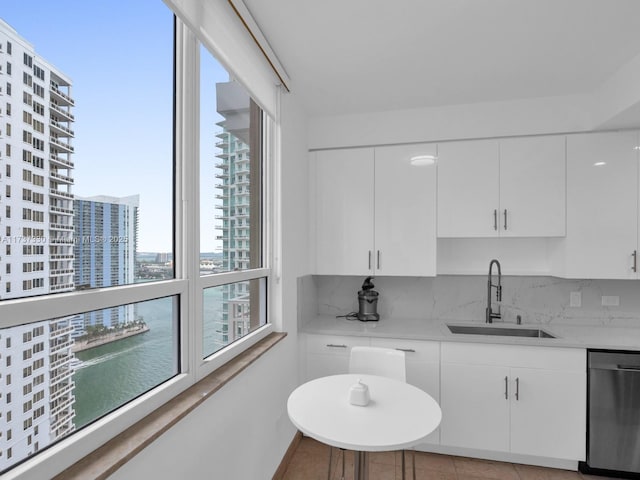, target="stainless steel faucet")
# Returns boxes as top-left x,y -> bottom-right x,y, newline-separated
486,259 -> 502,323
